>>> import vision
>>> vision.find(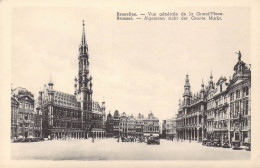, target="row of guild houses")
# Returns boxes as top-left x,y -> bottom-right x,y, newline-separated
173,51 -> 251,145
106,111 -> 160,138
10,21 -> 106,140
162,117 -> 177,140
